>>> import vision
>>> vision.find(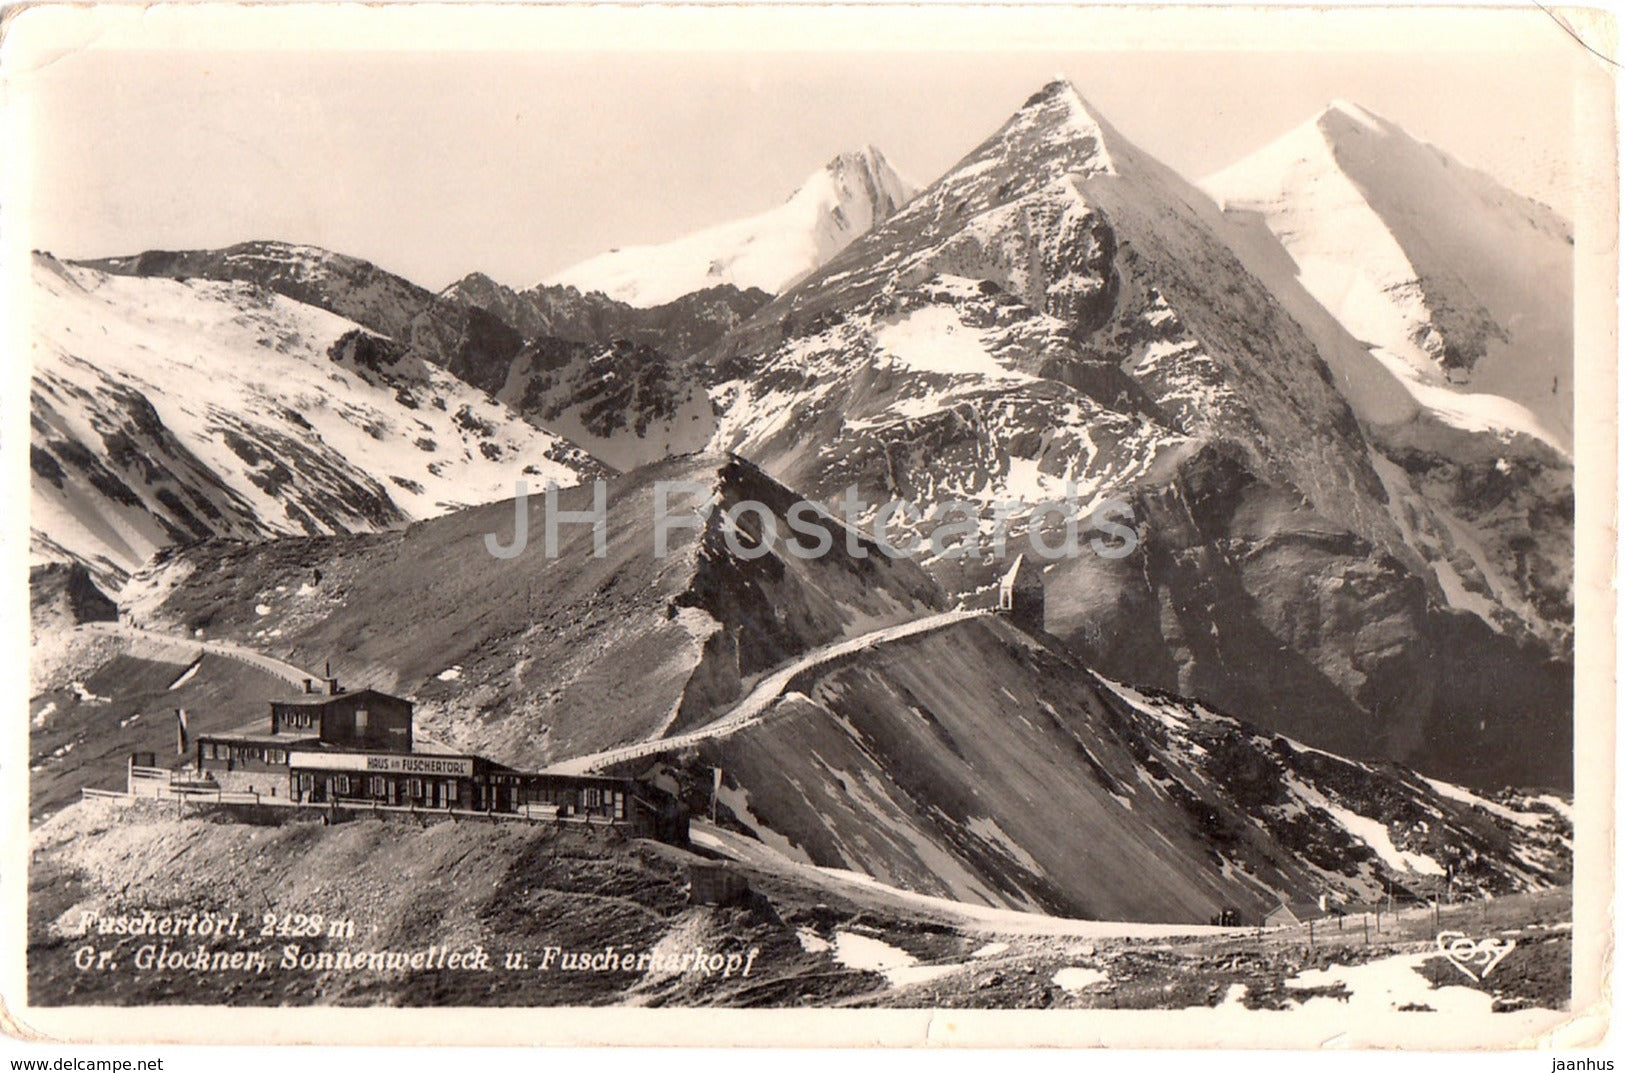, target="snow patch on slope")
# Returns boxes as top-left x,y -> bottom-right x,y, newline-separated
29,257 -> 594,584
1285,774 -> 1444,876
874,306 -> 1029,381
